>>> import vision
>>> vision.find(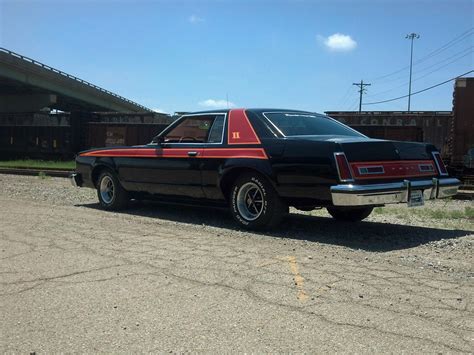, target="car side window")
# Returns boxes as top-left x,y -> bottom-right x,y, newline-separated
207,114 -> 225,143
163,116 -> 215,143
